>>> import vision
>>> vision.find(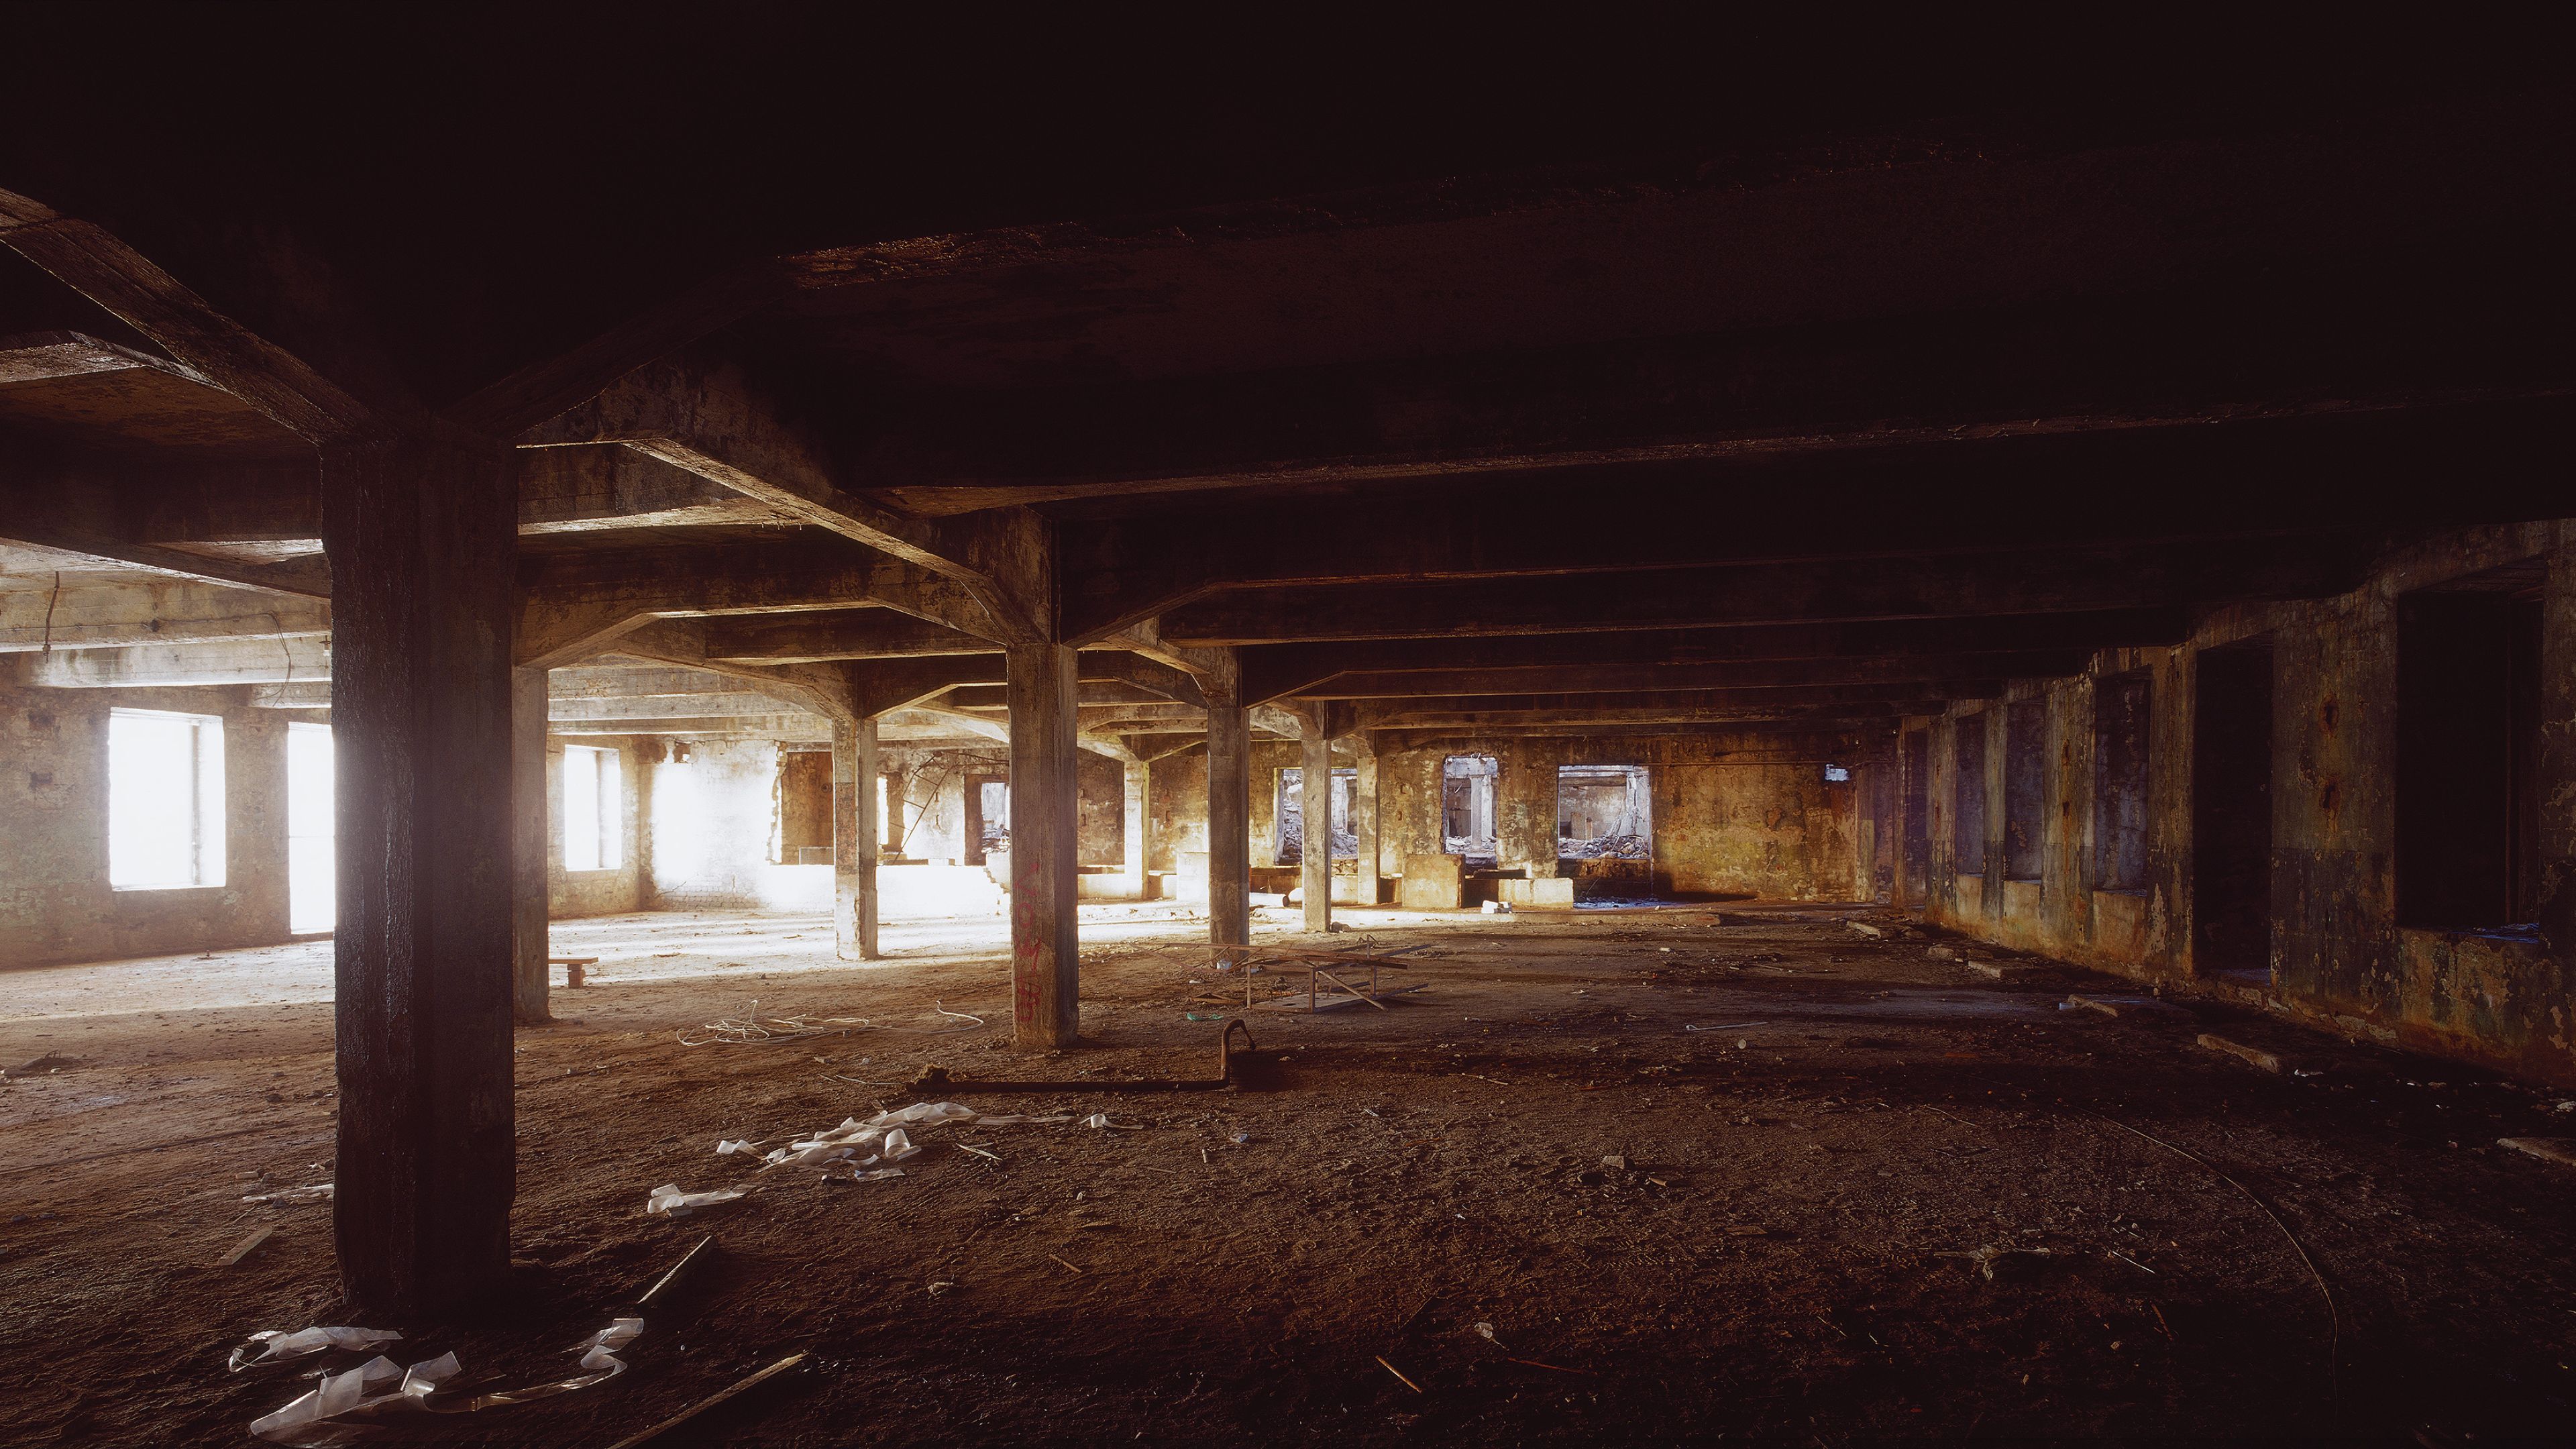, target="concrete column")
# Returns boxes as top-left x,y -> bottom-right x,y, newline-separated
1122,757 -> 1152,898
1354,741 -> 1381,904
834,716 -> 879,961
508,668 -> 549,1024
322,429 -> 517,1316
1008,643 -> 1081,1047
1207,693 -> 1252,961
2538,527 -> 2576,957
1301,714 -> 1333,933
